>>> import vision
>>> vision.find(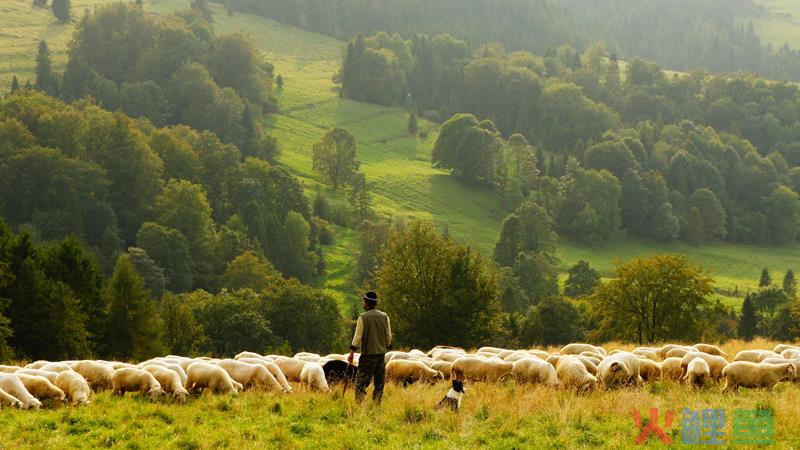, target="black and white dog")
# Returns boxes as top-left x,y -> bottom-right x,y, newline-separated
435,379 -> 466,411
